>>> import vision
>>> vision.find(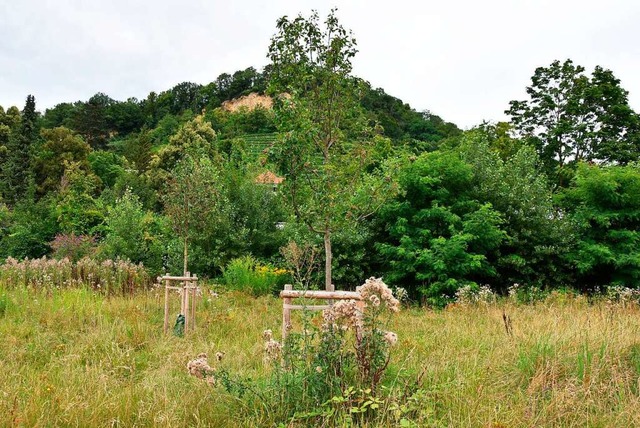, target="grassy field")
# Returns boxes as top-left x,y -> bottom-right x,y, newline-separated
2,286 -> 640,427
